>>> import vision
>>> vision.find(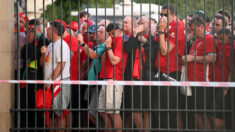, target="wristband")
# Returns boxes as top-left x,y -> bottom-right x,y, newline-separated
81,43 -> 85,47
159,31 -> 165,34
106,47 -> 112,51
